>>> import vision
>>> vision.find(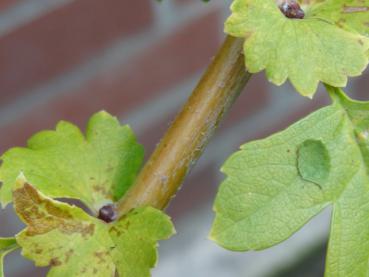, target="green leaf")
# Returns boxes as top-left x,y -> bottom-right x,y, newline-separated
0,238 -> 18,277
210,86 -> 369,276
225,0 -> 369,97
306,0 -> 369,37
13,180 -> 175,277
0,111 -> 144,212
